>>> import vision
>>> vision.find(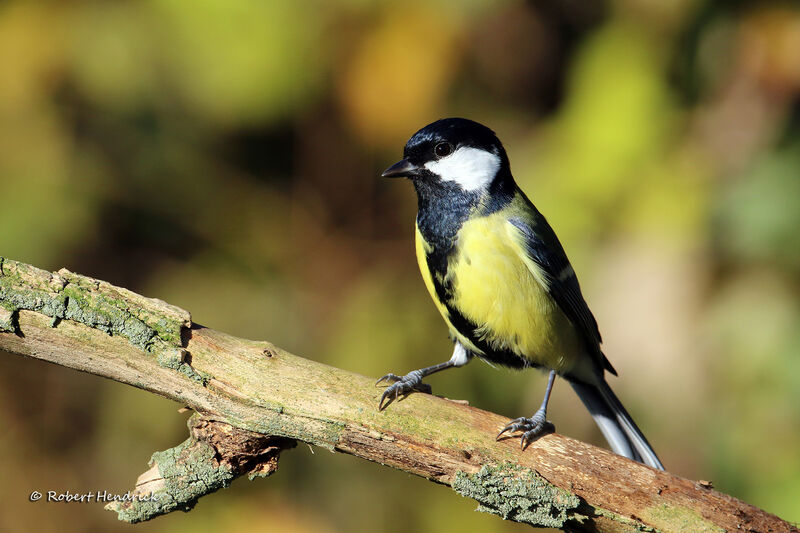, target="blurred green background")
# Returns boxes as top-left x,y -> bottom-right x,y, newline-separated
1,0 -> 799,531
